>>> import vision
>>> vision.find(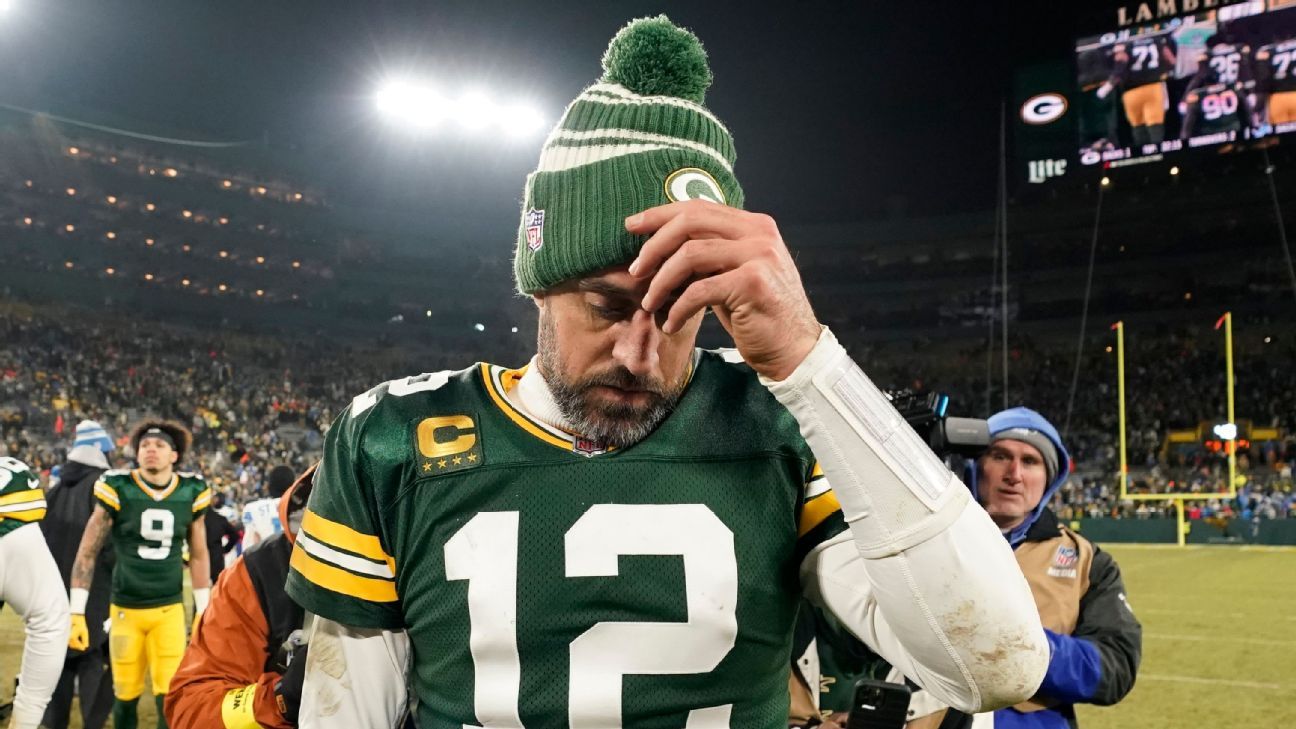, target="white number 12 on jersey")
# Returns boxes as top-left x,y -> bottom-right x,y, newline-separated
445,504 -> 738,728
